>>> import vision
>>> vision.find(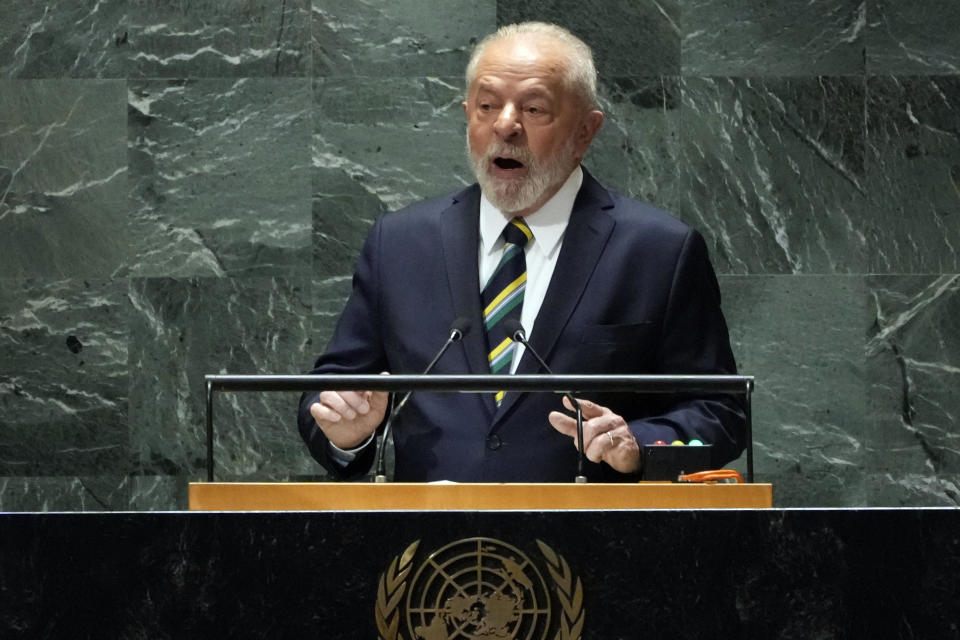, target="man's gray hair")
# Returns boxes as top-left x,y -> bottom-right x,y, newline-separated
465,22 -> 599,110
